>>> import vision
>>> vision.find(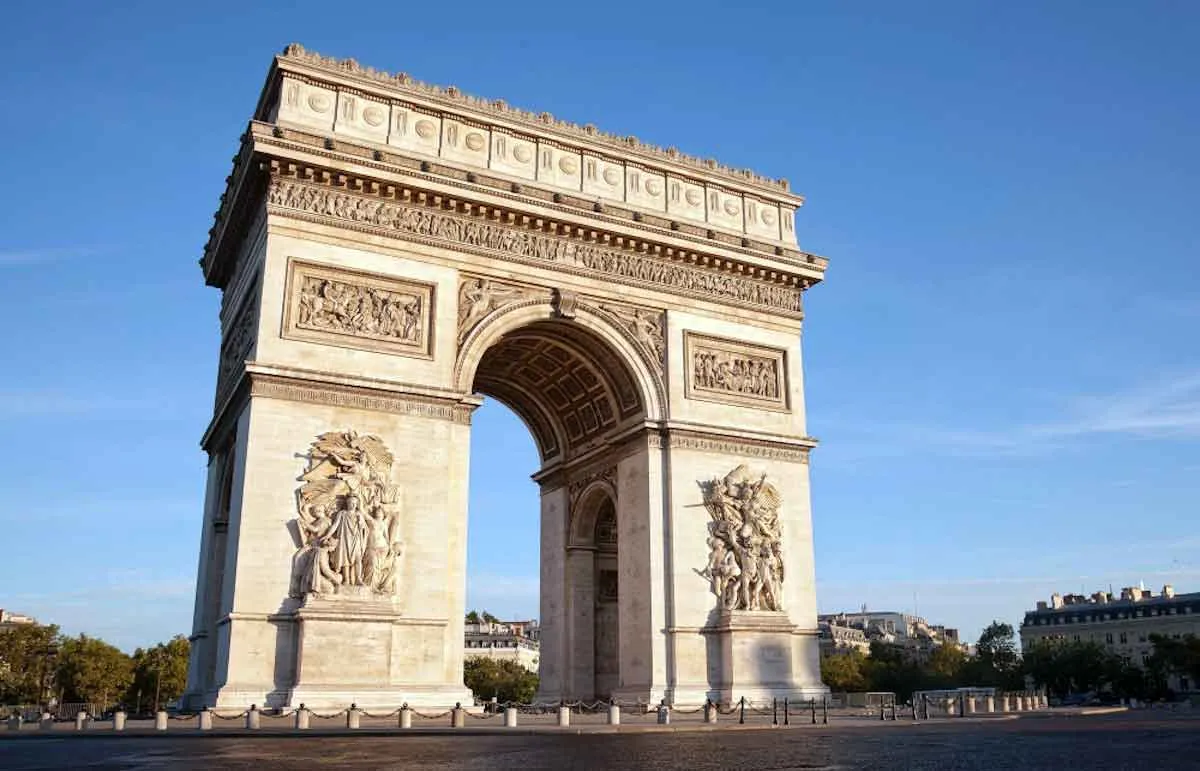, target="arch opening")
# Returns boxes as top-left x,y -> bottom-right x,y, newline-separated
467,315 -> 646,701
